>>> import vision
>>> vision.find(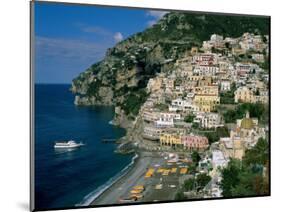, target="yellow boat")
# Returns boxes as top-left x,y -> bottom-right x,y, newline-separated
130,189 -> 143,194
130,194 -> 143,199
144,168 -> 154,178
133,185 -> 144,191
